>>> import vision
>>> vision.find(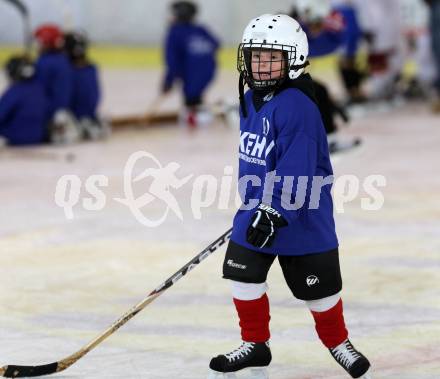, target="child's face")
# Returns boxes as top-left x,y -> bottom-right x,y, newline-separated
251,49 -> 285,81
